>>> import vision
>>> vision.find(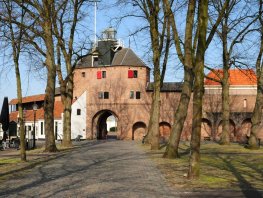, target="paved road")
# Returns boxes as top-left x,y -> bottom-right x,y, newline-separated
0,140 -> 177,198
